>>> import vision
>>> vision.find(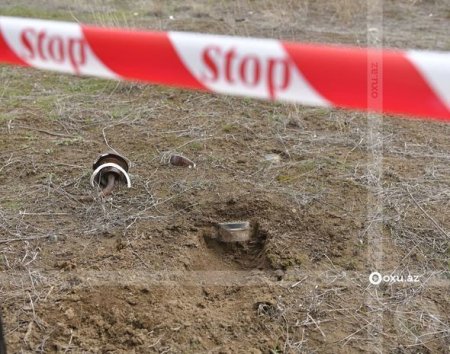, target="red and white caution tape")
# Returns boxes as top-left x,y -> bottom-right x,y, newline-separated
0,16 -> 449,121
